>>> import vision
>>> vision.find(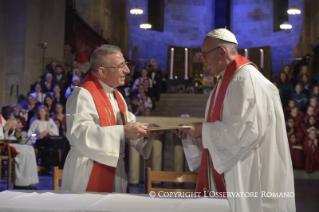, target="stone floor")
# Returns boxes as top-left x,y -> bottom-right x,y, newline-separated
1,172 -> 319,211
